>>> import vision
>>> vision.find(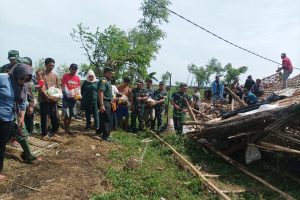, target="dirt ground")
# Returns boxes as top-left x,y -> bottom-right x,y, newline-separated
0,122 -> 120,200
